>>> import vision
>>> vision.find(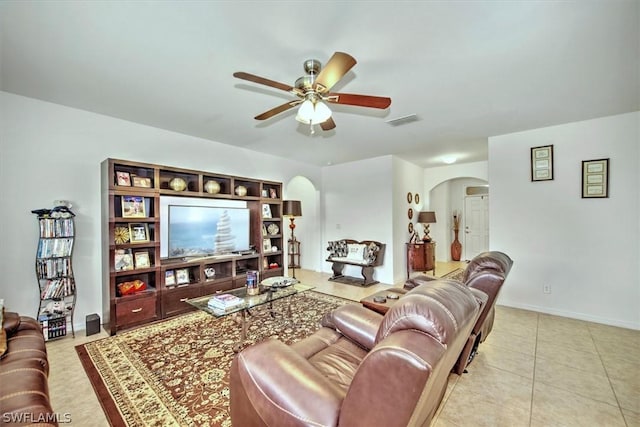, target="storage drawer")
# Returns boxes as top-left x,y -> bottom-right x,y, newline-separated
116,294 -> 158,327
200,279 -> 235,297
162,285 -> 200,318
